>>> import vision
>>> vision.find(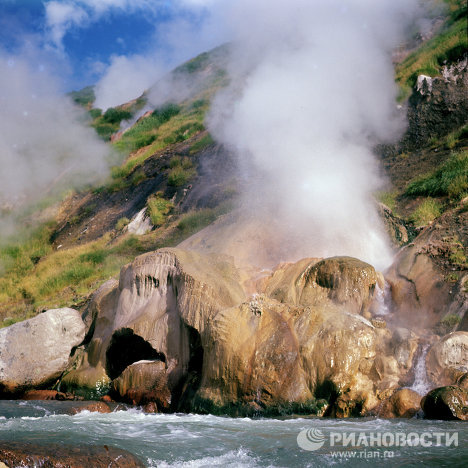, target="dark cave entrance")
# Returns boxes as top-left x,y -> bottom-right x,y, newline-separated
173,325 -> 204,411
105,328 -> 166,380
